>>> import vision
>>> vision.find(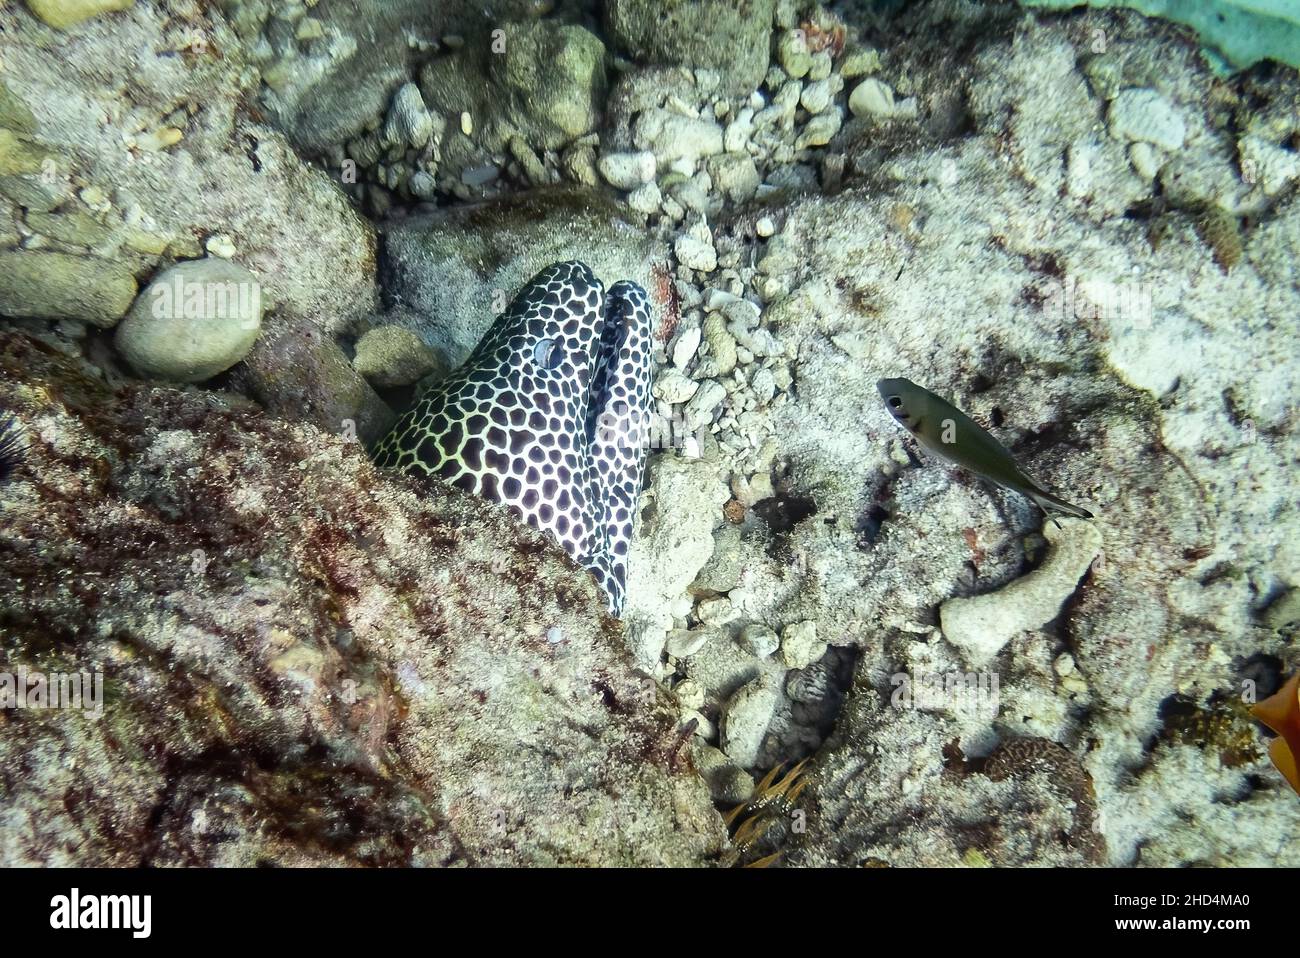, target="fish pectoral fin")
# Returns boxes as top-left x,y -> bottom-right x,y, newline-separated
1024,485 -> 1094,521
